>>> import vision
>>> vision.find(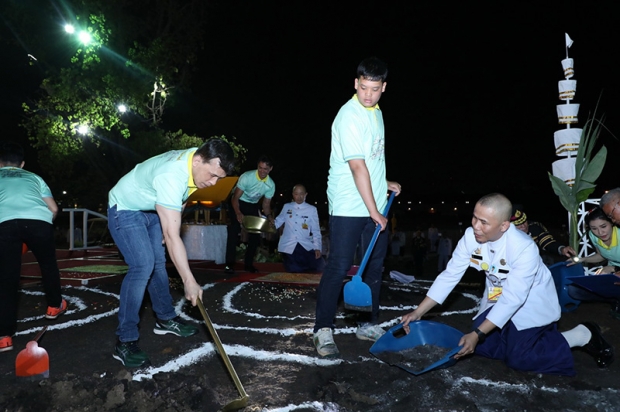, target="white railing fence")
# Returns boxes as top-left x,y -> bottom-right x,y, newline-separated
63,208 -> 108,251
574,198 -> 602,276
